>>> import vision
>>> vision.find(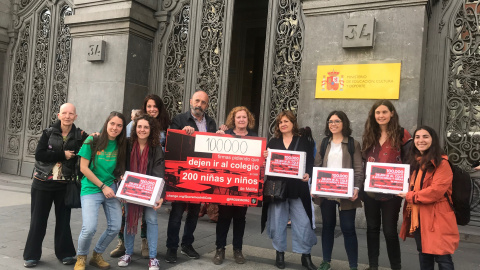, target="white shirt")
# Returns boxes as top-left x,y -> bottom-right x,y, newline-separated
326,141 -> 343,168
